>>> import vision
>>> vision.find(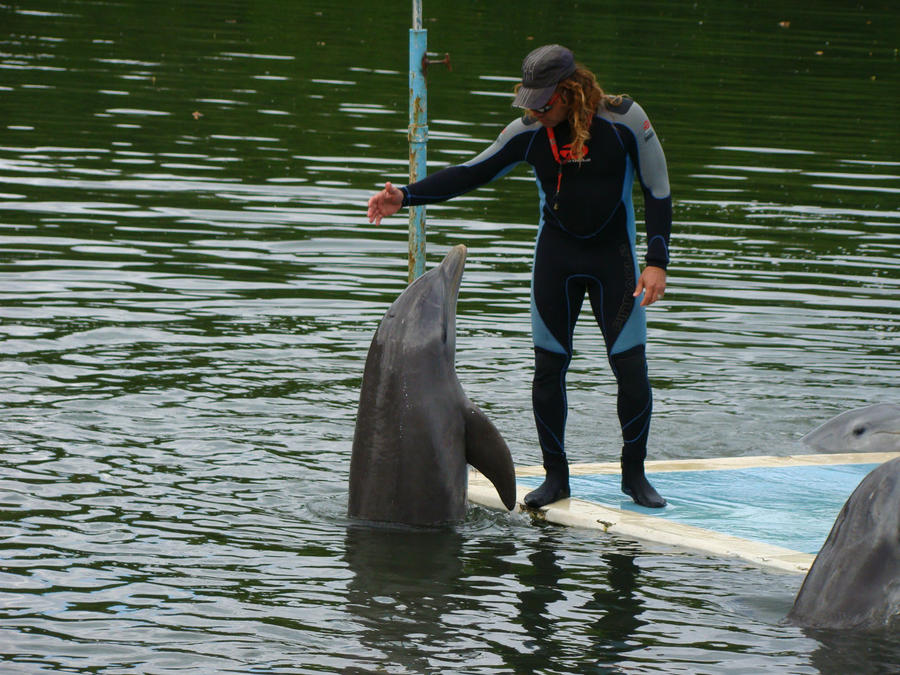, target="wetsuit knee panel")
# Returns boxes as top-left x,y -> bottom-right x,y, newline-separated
610,344 -> 648,380
533,348 -> 570,384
